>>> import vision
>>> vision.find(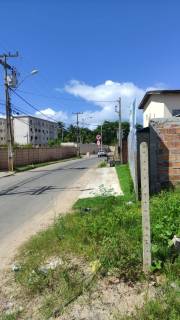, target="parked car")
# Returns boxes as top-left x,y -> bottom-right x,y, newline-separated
98,149 -> 107,157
